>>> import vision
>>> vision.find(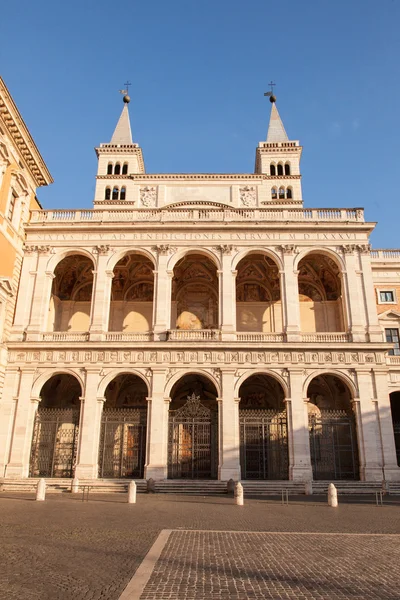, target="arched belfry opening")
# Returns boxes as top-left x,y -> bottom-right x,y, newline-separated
99,374 -> 148,478
239,374 -> 288,479
30,374 -> 81,478
108,254 -> 154,333
236,254 -> 282,333
389,392 -> 400,466
168,375 -> 218,479
298,253 -> 345,333
171,254 -> 218,331
48,255 -> 94,332
307,374 -> 359,480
